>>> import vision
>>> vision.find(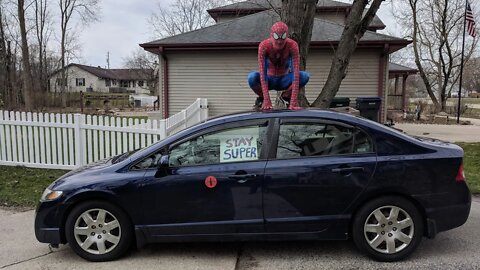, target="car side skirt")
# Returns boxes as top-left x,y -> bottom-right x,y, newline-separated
134,217 -> 350,248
